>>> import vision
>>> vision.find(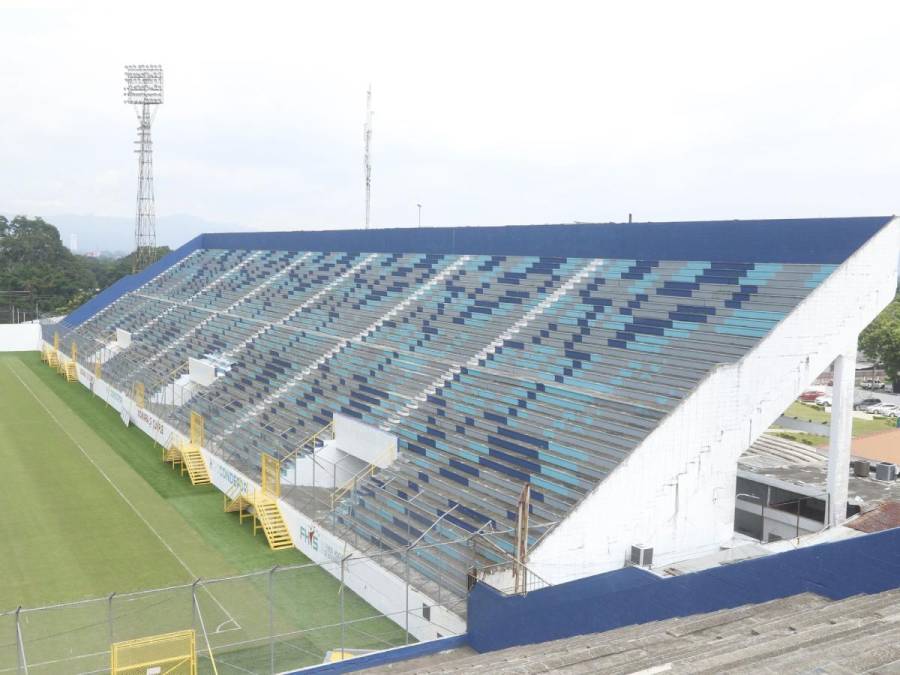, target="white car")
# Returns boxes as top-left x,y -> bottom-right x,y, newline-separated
814,395 -> 832,407
871,403 -> 900,417
865,402 -> 890,414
